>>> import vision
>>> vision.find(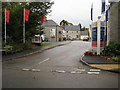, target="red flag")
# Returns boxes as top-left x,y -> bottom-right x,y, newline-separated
6,9 -> 10,23
24,8 -> 30,22
41,16 -> 47,23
